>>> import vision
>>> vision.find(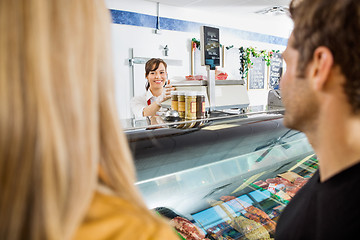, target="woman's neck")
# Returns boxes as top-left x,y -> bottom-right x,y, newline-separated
149,87 -> 162,97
